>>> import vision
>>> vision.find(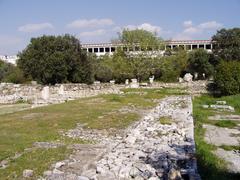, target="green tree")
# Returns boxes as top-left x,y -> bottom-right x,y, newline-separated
95,50 -> 133,83
159,50 -> 188,82
187,49 -> 214,79
0,59 -> 26,83
214,61 -> 240,95
18,34 -> 93,85
212,28 -> 240,62
119,29 -> 164,50
0,59 -> 12,81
